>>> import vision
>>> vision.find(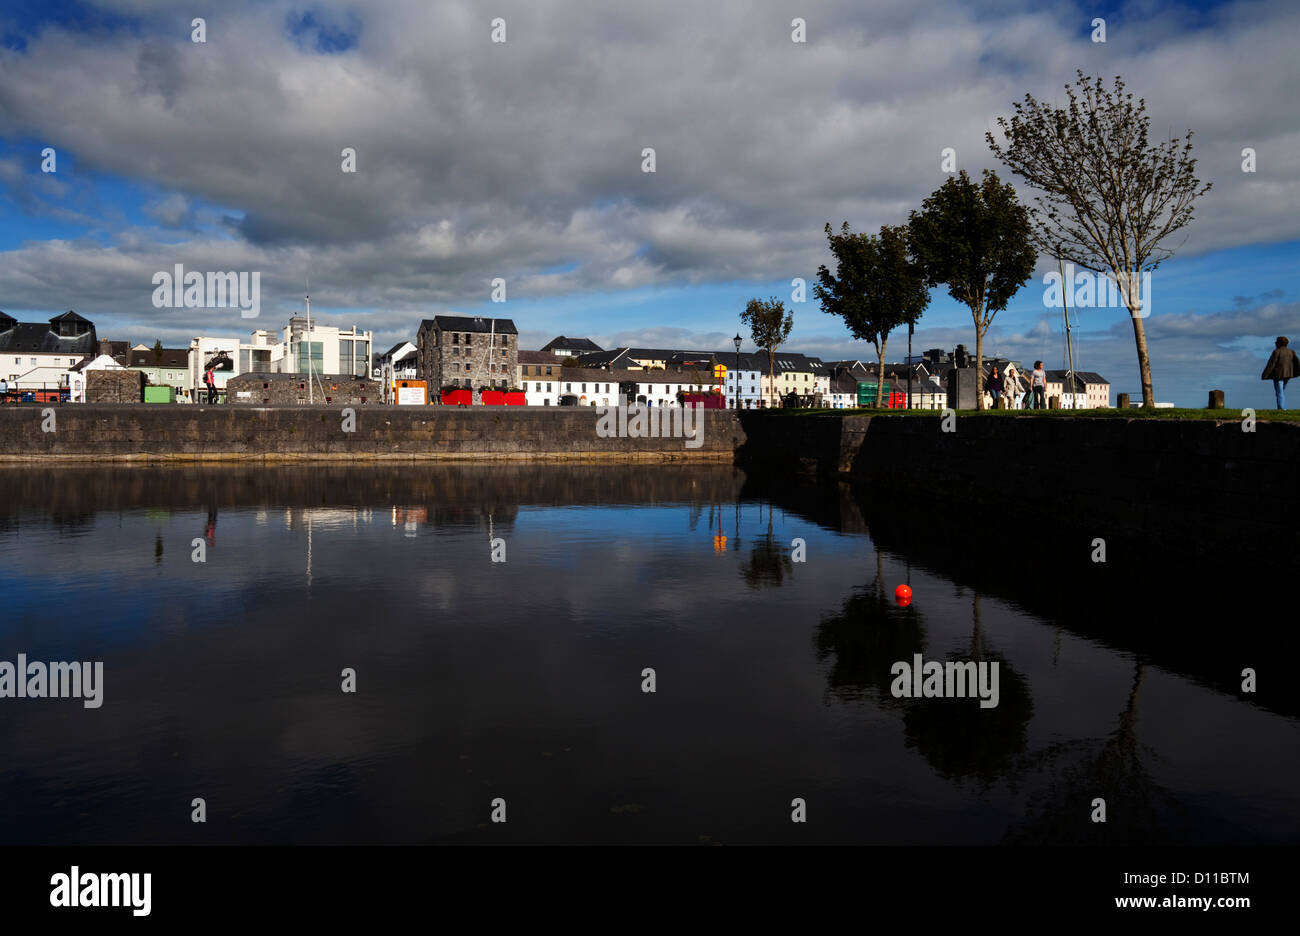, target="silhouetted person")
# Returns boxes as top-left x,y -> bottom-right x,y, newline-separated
1261,336 -> 1298,409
